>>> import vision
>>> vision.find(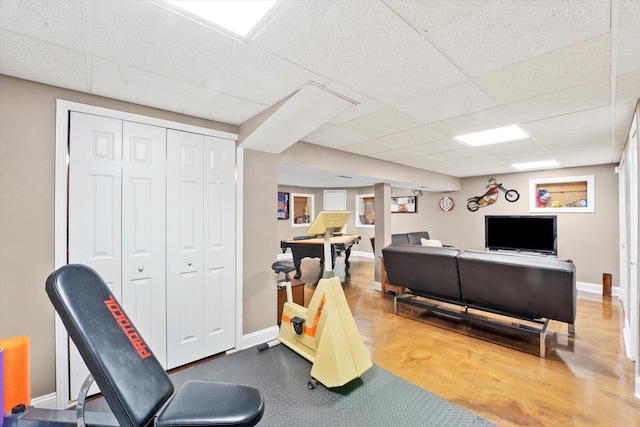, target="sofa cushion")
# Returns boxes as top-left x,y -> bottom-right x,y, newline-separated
456,251 -> 576,324
382,245 -> 461,302
391,231 -> 430,245
420,238 -> 442,247
391,234 -> 410,245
